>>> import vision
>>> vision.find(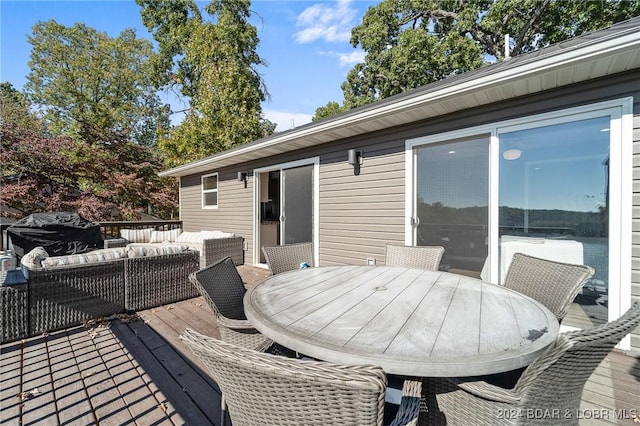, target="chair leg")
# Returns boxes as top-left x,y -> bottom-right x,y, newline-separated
220,395 -> 227,426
